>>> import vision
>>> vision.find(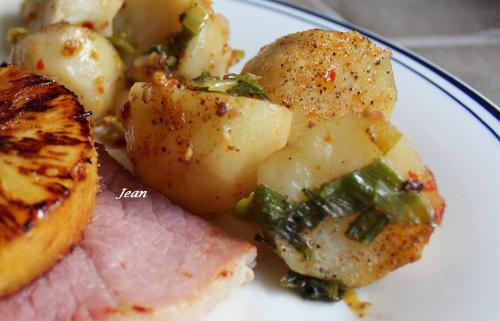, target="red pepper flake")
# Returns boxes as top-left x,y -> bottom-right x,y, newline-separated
324,66 -> 337,82
36,59 -> 45,70
216,102 -> 228,117
97,86 -> 105,94
82,21 -> 95,30
407,171 -> 420,182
